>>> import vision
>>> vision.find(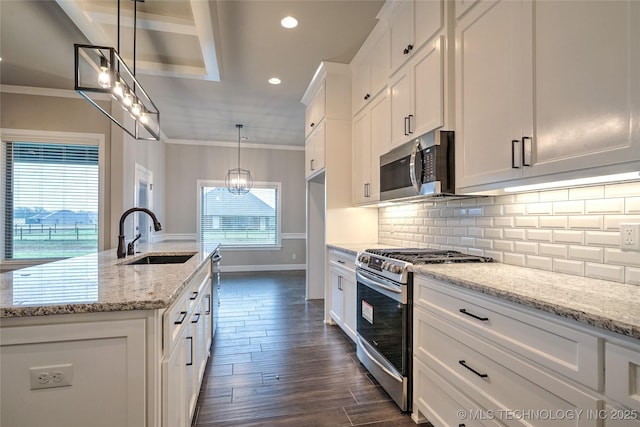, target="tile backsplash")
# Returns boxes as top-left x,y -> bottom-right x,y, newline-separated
378,182 -> 640,284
